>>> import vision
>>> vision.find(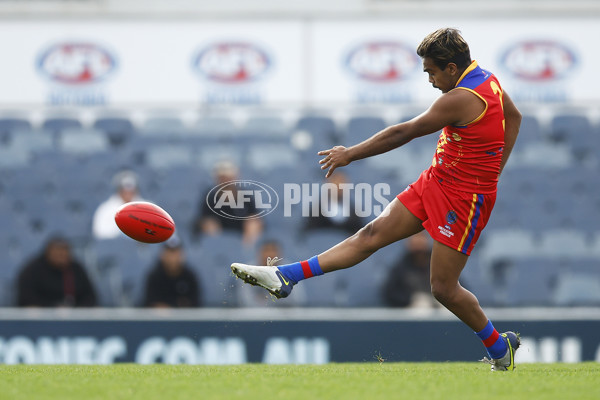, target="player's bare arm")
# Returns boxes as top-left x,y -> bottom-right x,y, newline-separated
318,89 -> 485,177
498,90 -> 522,175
